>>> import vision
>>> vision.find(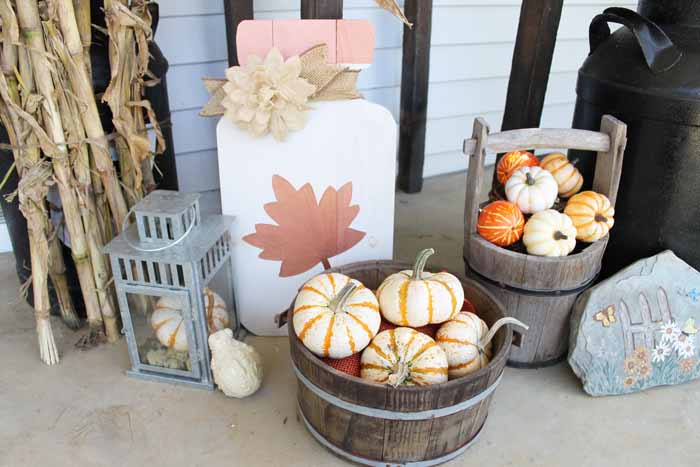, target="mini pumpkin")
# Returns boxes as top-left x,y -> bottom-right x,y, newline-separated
436,314 -> 528,379
477,200 -> 525,247
523,210 -> 578,257
564,191 -> 615,242
505,166 -> 558,214
496,150 -> 540,185
151,288 -> 229,352
377,248 -> 464,327
436,312 -> 491,378
361,327 -> 448,386
540,152 -> 584,198
293,273 -> 380,359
